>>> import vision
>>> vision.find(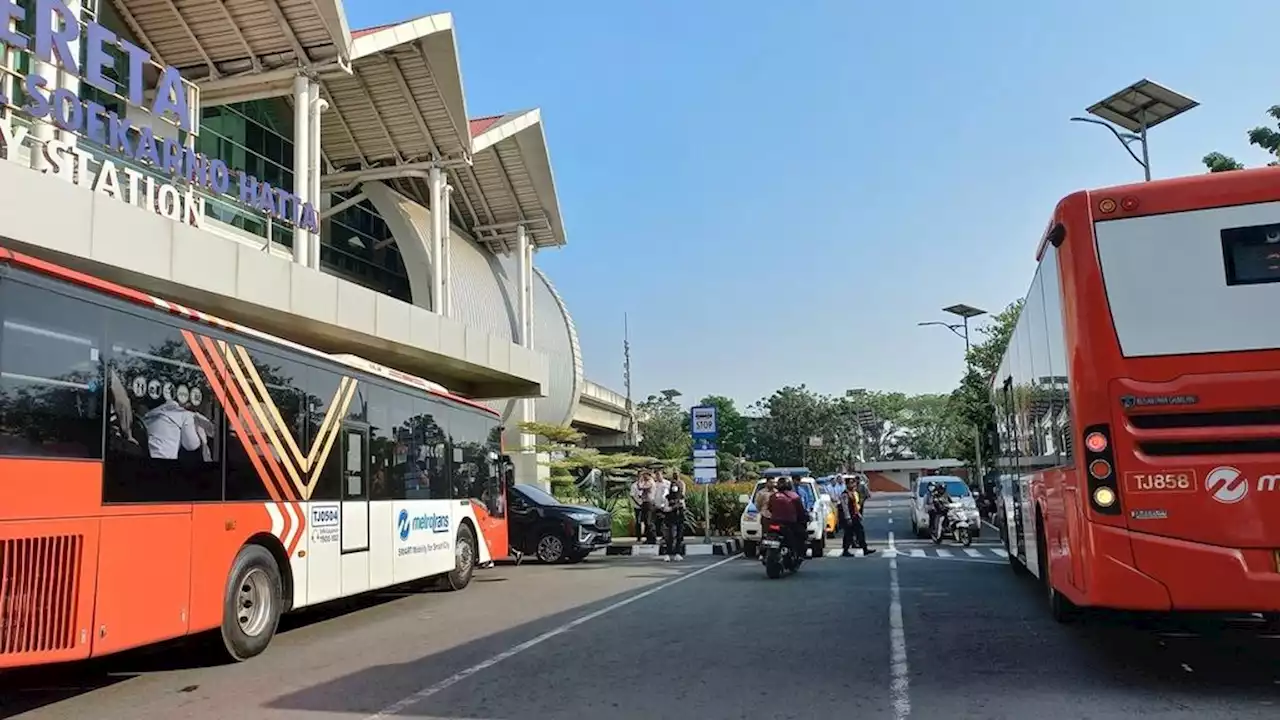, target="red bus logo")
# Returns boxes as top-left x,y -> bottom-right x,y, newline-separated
1205,466 -> 1249,504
